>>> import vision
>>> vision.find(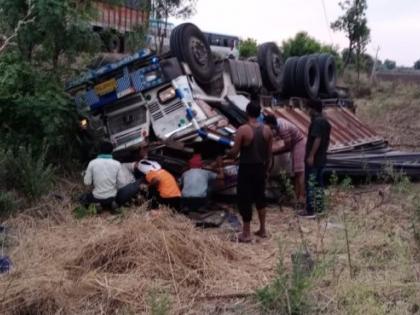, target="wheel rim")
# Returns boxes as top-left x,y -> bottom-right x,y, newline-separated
190,37 -> 209,66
